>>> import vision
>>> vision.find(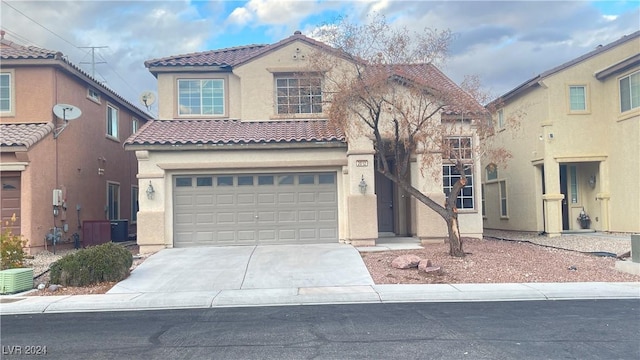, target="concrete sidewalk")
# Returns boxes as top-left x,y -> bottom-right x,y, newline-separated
1,282 -> 638,315
1,237 -> 639,315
